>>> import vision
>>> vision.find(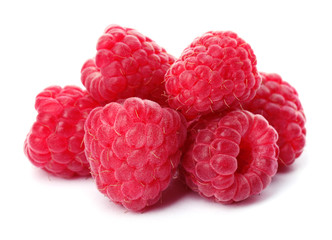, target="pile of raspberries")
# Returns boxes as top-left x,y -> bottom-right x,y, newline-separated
24,25 -> 306,211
